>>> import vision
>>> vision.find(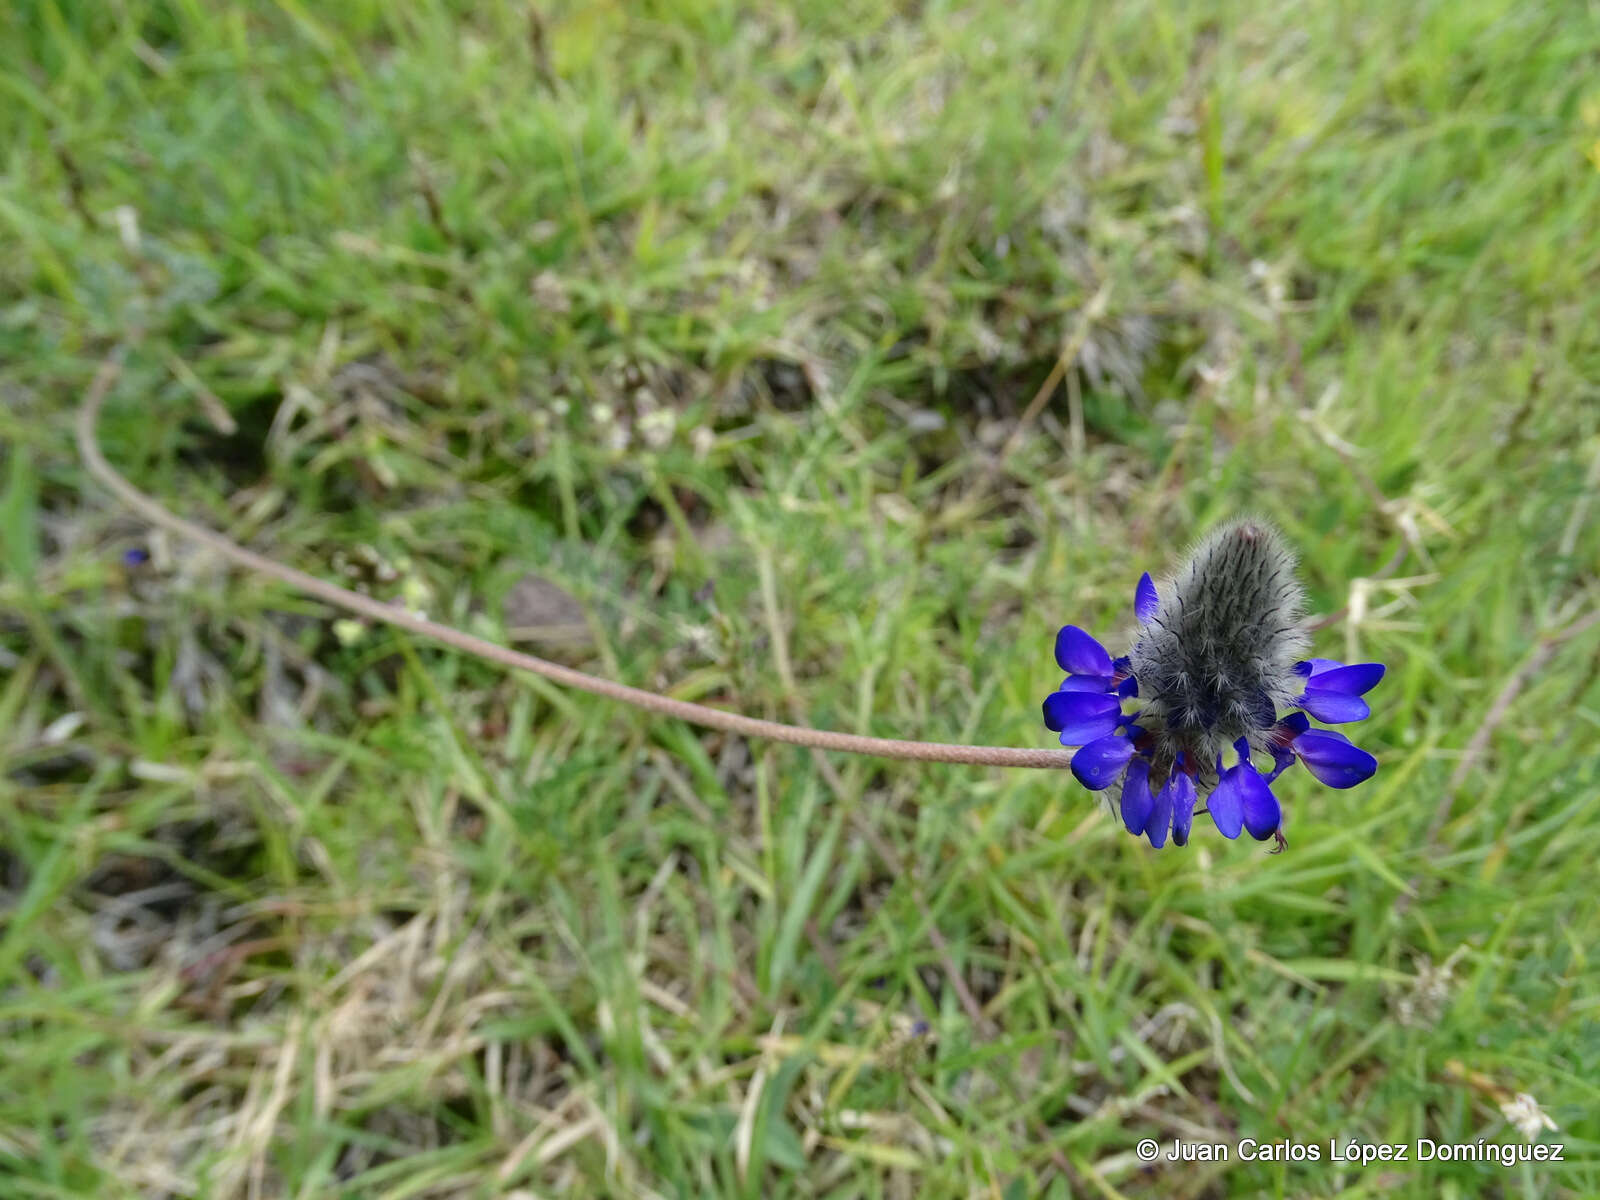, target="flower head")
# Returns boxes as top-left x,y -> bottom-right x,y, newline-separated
1040,518 -> 1384,848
